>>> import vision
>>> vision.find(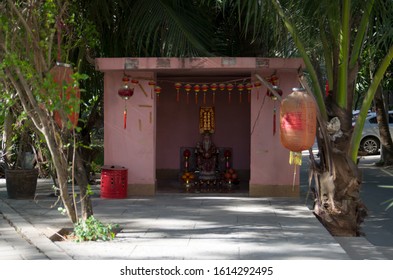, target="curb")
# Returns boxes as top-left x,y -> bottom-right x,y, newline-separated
0,199 -> 72,260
